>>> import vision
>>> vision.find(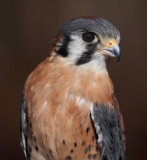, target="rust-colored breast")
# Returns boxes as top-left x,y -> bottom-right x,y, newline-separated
24,55 -> 114,160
